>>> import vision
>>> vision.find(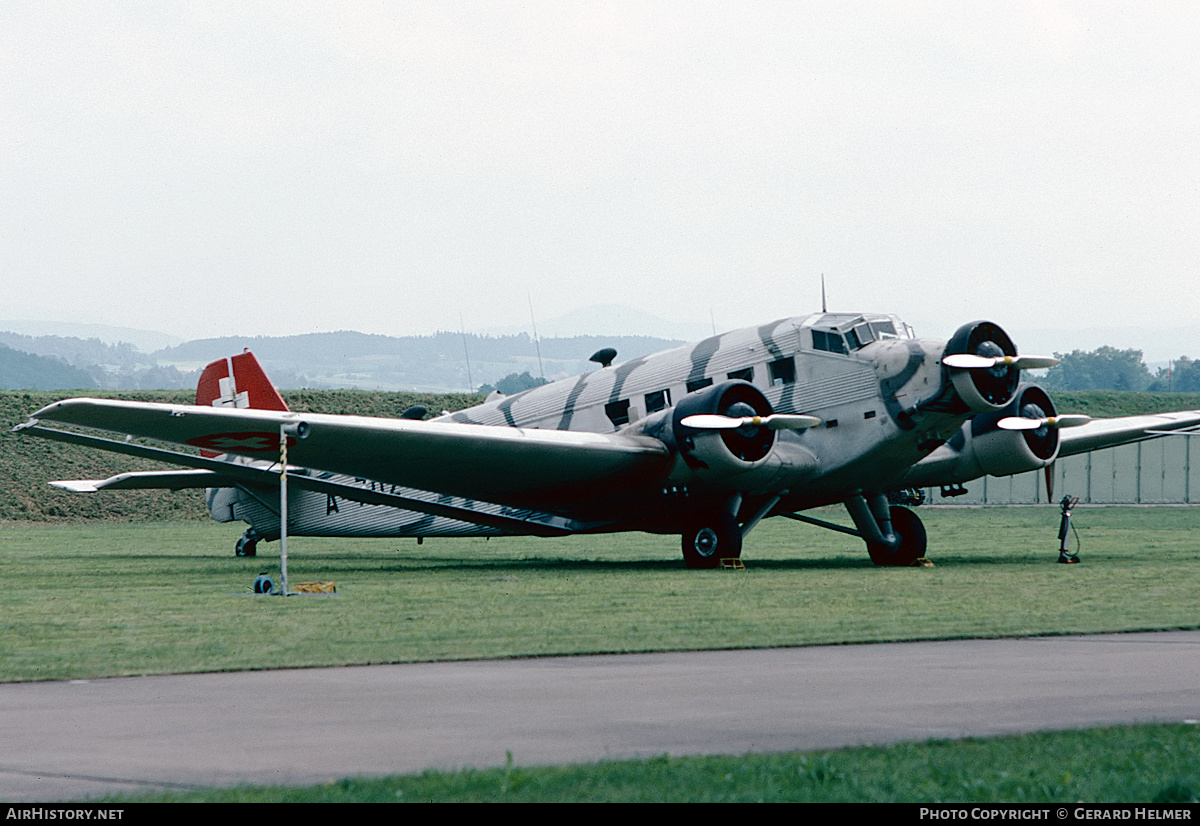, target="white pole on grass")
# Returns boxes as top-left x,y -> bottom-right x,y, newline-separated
278,420 -> 309,596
